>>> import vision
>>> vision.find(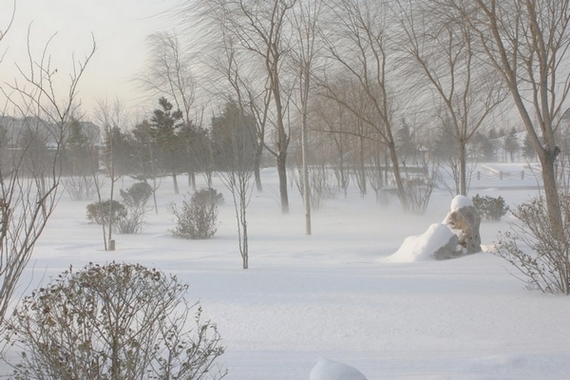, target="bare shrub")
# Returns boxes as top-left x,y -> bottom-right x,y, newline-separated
4,262 -> 227,379
63,175 -> 98,201
495,195 -> 570,294
402,166 -> 437,215
293,165 -> 337,210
